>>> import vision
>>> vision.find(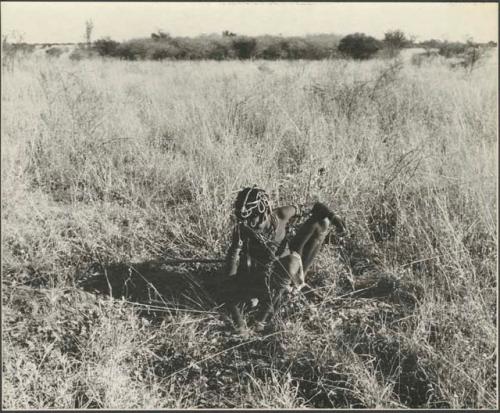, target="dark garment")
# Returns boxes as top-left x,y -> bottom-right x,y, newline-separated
225,213 -> 292,279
